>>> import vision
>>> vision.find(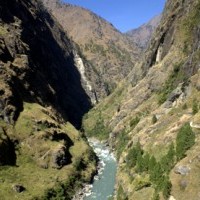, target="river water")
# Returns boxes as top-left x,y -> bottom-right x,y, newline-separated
84,139 -> 117,200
